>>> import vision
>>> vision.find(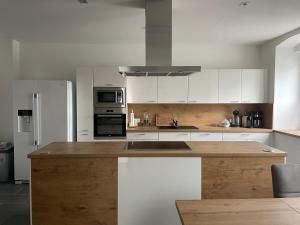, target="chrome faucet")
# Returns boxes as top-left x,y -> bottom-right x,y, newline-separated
172,119 -> 179,128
